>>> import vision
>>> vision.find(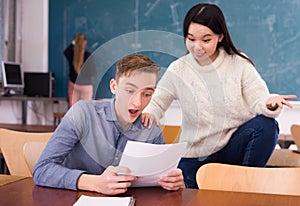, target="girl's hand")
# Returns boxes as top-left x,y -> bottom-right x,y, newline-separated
266,95 -> 297,110
141,113 -> 159,128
